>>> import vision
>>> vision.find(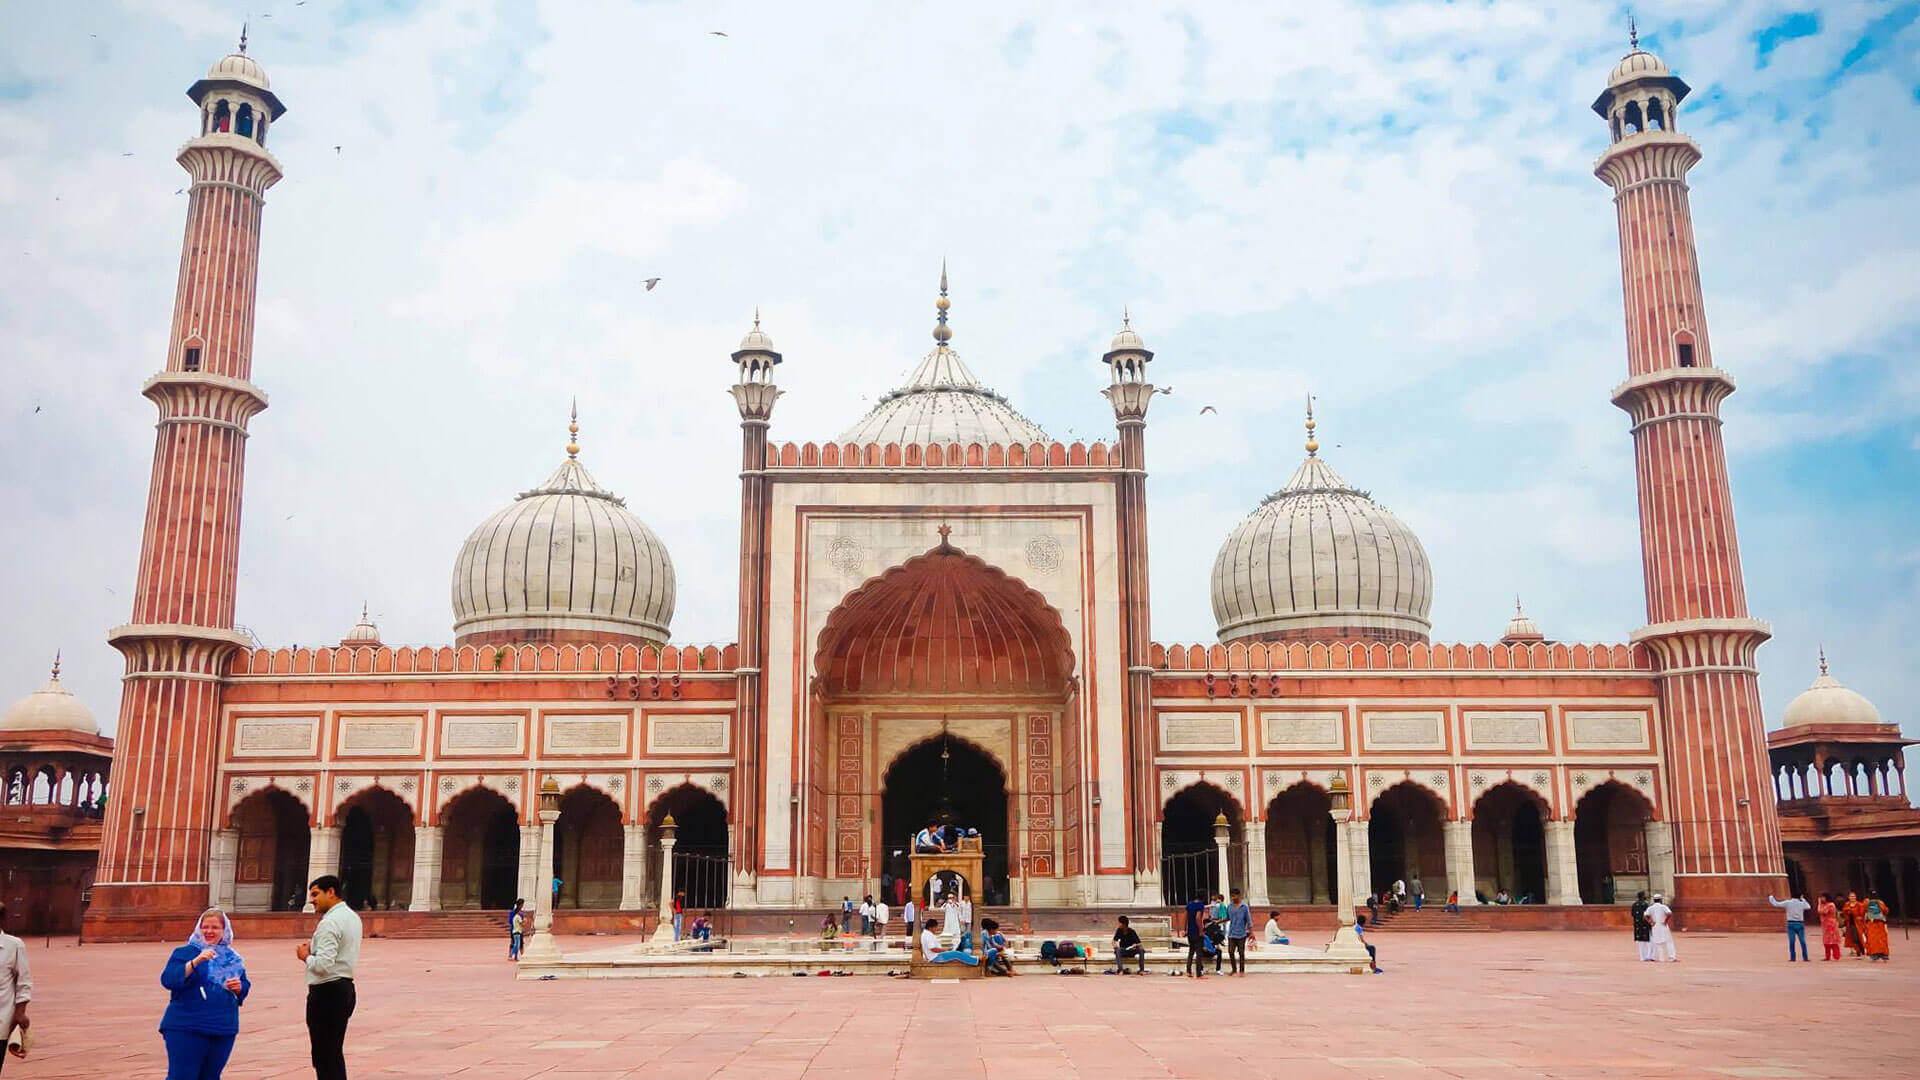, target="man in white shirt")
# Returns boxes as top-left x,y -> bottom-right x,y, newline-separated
873,899 -> 890,940
1645,894 -> 1677,962
0,901 -> 30,1074
903,897 -> 918,938
296,875 -> 362,1080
